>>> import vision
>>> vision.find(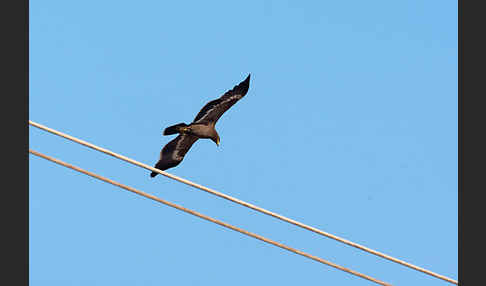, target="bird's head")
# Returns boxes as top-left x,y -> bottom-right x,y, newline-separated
211,134 -> 220,147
